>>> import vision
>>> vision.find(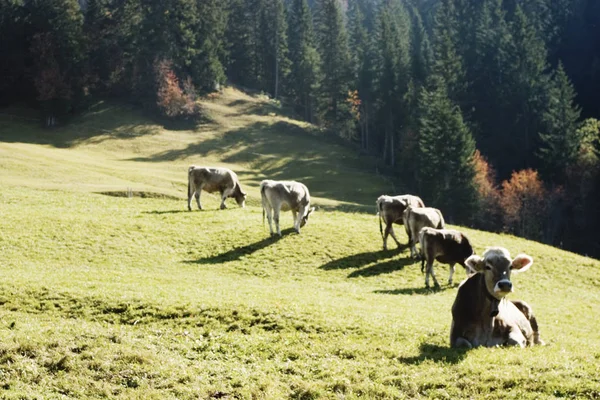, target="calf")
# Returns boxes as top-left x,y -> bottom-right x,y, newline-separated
260,180 -> 315,236
376,194 -> 425,250
188,166 -> 246,210
450,247 -> 544,348
419,227 -> 474,288
402,206 -> 445,258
